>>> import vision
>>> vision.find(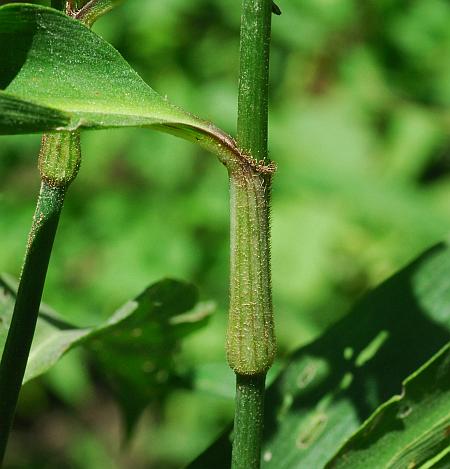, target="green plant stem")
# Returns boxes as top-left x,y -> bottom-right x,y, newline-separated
75,0 -> 123,26
232,374 -> 265,469
0,183 -> 65,462
237,0 -> 272,163
229,0 -> 274,468
227,161 -> 274,469
0,132 -> 80,464
232,374 -> 266,468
